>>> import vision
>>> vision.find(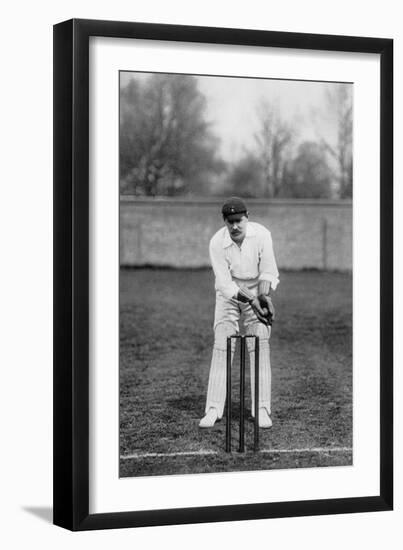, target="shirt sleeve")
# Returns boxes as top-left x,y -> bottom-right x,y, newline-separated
258,228 -> 280,290
209,238 -> 239,299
